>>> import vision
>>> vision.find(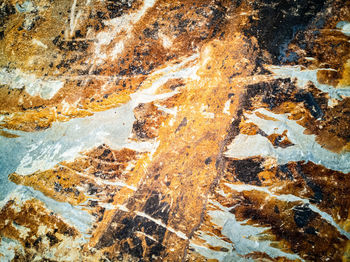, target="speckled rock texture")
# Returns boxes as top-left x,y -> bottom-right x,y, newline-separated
0,0 -> 349,261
